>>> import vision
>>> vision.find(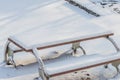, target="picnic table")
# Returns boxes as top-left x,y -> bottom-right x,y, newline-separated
4,19 -> 117,80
